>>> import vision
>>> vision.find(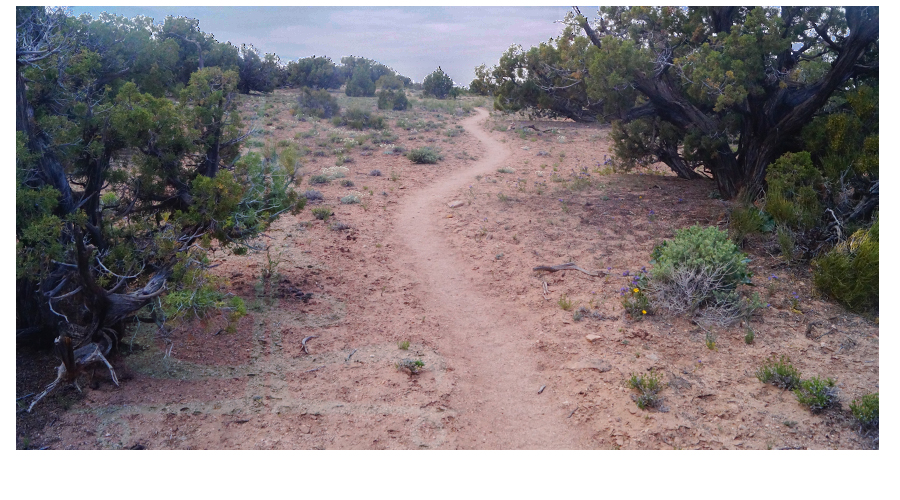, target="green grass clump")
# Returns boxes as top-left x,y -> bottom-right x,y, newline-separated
755,355 -> 802,390
497,167 -> 515,174
849,393 -> 879,430
311,207 -> 333,221
406,147 -> 443,164
794,376 -> 839,413
729,203 -> 772,244
813,216 -> 878,314
398,340 -> 410,350
309,174 -> 329,185
557,294 -> 574,311
627,370 -> 664,410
